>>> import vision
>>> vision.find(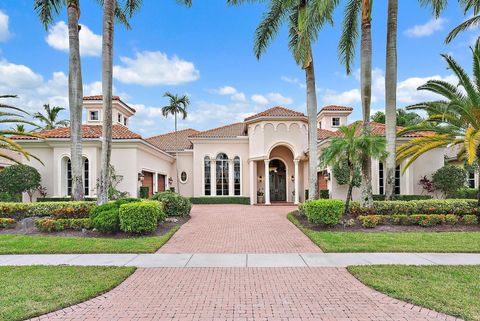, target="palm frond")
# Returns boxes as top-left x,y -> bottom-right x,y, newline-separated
338,0 -> 361,74
446,15 -> 480,43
